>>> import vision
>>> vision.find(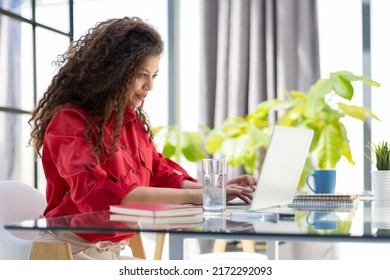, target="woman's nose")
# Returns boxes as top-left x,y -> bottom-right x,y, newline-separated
143,77 -> 154,91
